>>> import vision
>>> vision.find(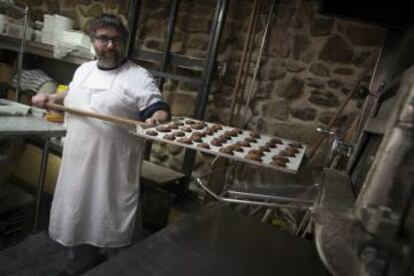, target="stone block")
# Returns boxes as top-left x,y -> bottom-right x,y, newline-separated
318,111 -> 350,126
319,35 -> 353,64
285,61 -> 305,73
277,77 -> 305,99
309,90 -> 339,107
267,28 -> 291,58
306,77 -> 325,89
164,91 -> 196,116
256,81 -> 273,99
261,98 -> 290,121
292,35 -> 310,60
327,79 -> 344,89
291,106 -> 317,121
256,119 -> 319,145
309,62 -> 330,77
345,25 -> 385,47
186,33 -> 209,51
77,0 -> 92,5
310,16 -> 334,36
84,3 -> 103,18
144,39 -> 162,51
180,16 -> 211,33
333,67 -> 354,76
353,51 -> 372,66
